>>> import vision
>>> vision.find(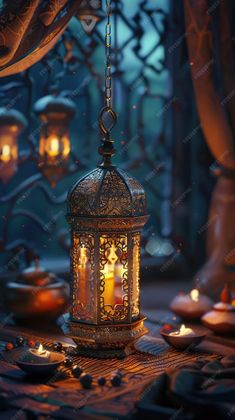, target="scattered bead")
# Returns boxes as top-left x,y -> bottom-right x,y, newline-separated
53,342 -> 63,352
64,357 -> 73,367
16,336 -> 24,347
98,376 -> 106,386
5,342 -> 14,351
80,373 -> 93,389
28,339 -> 35,348
72,364 -> 83,378
110,374 -> 122,387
